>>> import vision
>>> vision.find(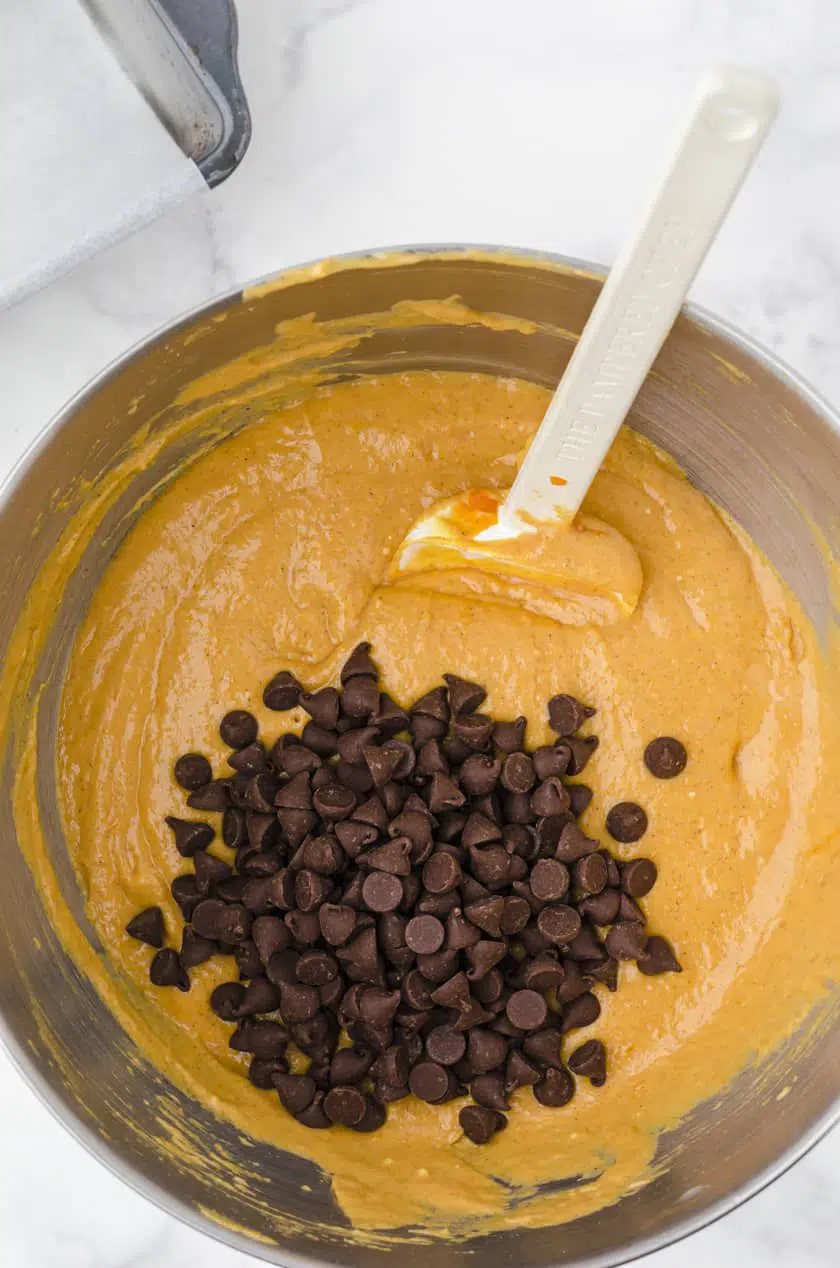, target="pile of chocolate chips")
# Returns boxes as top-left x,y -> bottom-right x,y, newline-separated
127,645 -> 682,1144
